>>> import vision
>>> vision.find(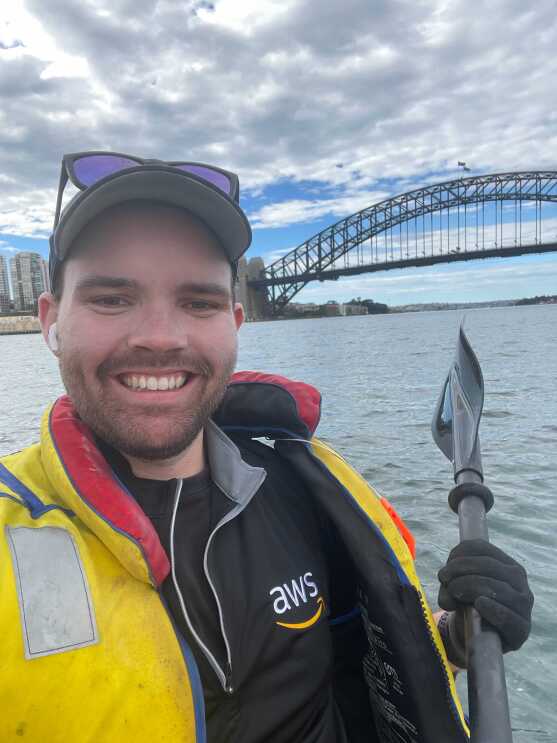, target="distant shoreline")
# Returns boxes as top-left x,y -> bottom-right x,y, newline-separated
389,295 -> 557,315
264,295 -> 557,322
0,296 -> 555,334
